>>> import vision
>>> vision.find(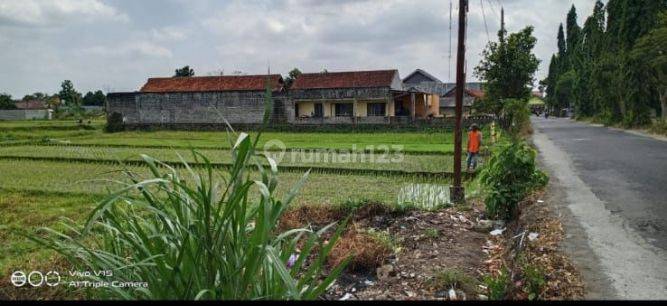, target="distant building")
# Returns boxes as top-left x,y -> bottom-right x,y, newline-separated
440,87 -> 485,117
289,69 -> 439,125
106,75 -> 288,128
14,100 -> 48,110
402,69 -> 485,116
